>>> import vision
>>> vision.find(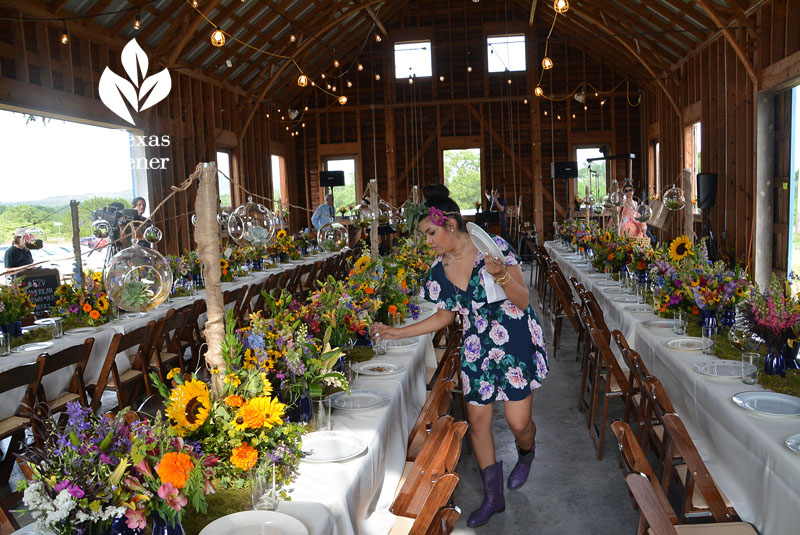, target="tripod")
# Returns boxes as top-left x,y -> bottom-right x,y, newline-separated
700,208 -> 718,262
